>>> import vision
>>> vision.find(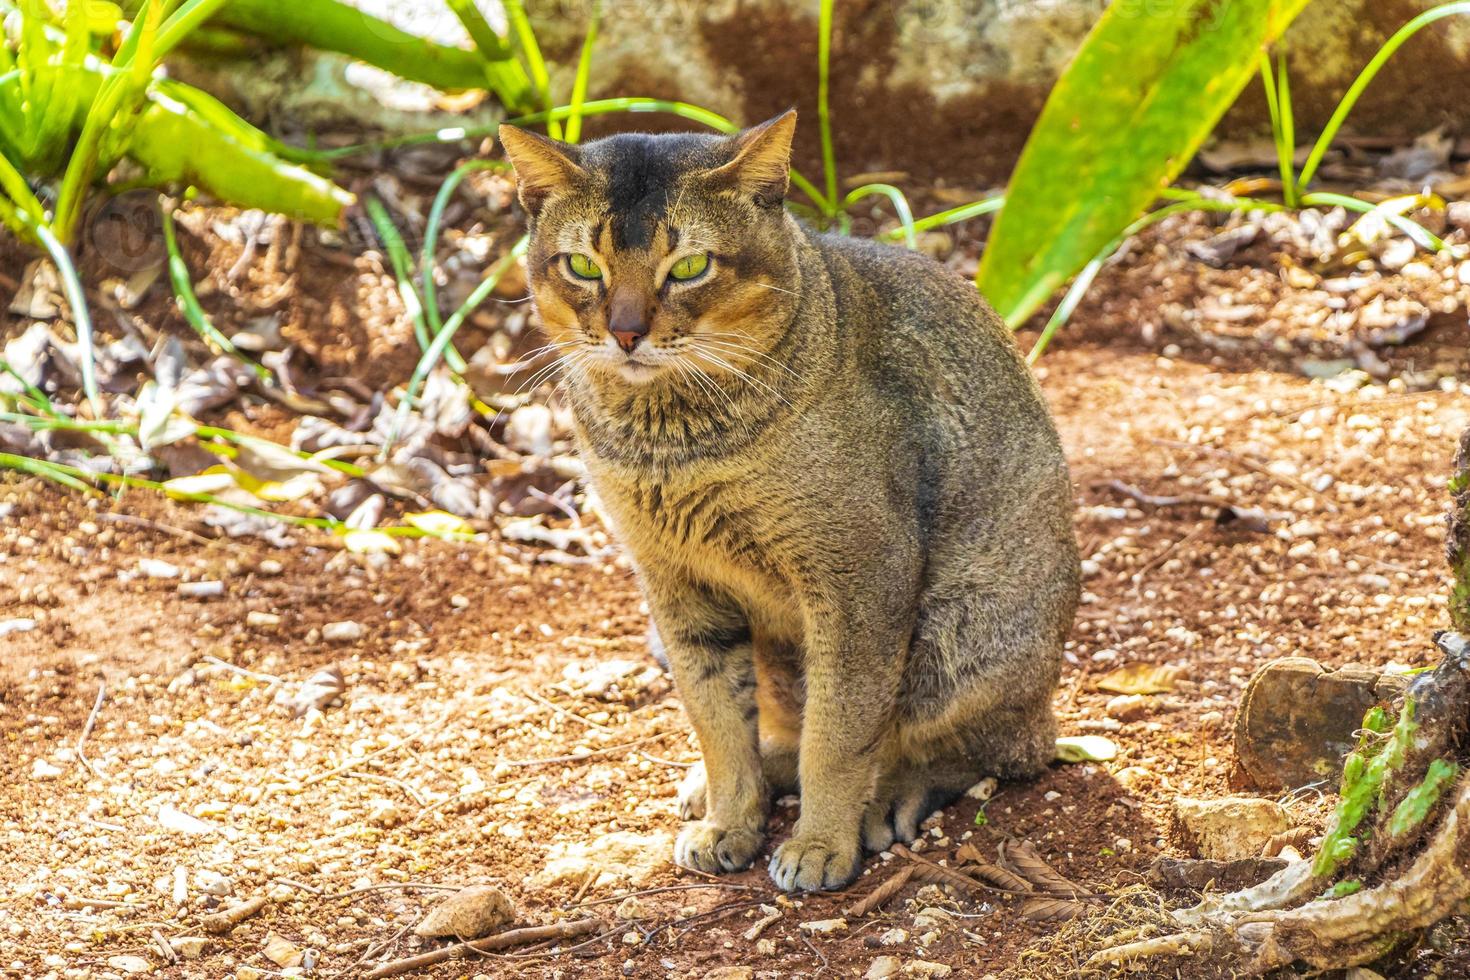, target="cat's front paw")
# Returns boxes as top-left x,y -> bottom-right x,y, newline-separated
767,835 -> 861,892
674,821 -> 762,874
676,761 -> 708,820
